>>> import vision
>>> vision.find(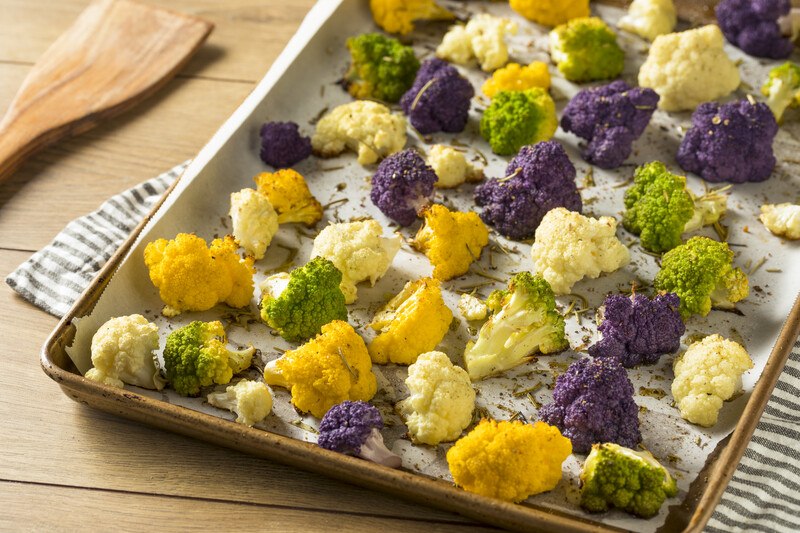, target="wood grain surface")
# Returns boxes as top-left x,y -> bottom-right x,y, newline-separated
0,0 -> 212,184
0,1 -> 493,530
